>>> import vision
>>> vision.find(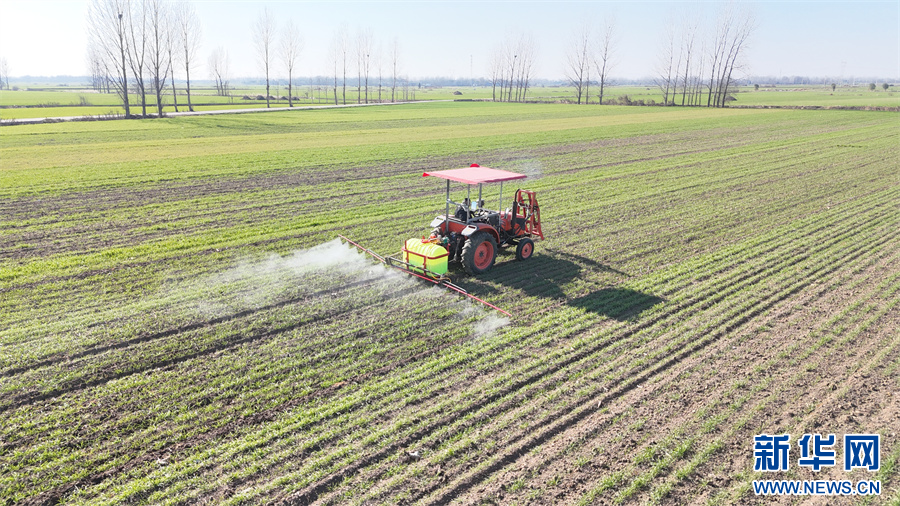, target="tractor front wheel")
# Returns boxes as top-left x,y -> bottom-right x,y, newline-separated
515,238 -> 535,261
462,232 -> 497,275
